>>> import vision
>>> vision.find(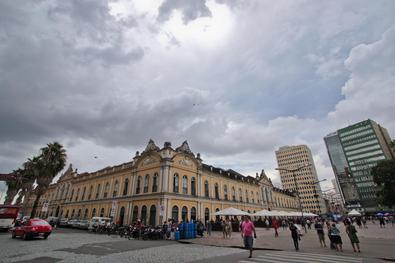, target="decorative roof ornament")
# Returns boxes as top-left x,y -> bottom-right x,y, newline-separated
176,140 -> 194,155
144,139 -> 160,152
260,169 -> 268,180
